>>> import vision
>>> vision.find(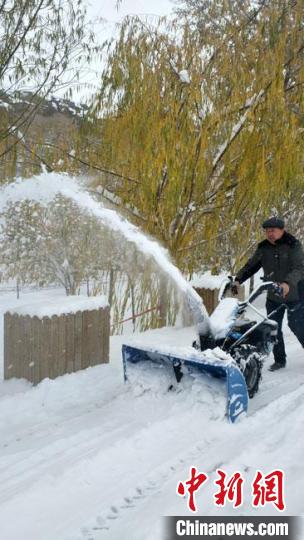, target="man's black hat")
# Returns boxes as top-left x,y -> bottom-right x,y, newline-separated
262,216 -> 285,229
